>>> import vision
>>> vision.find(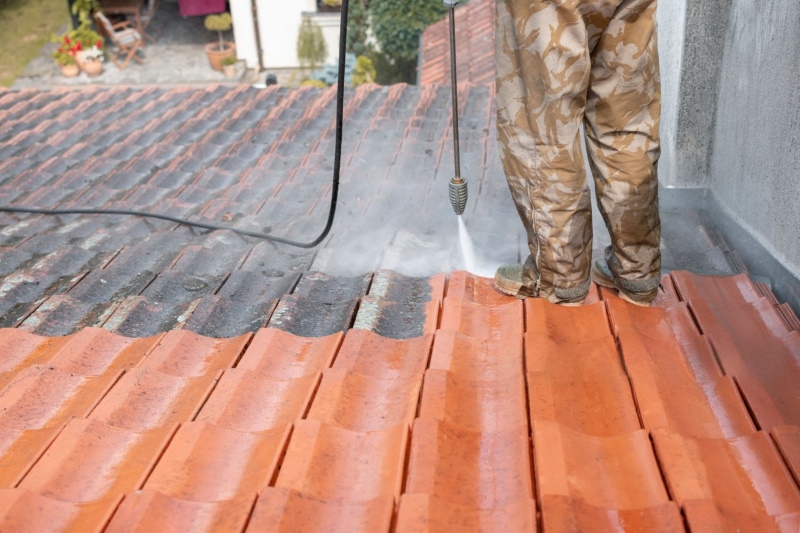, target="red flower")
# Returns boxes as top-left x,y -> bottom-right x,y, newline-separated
97,40 -> 103,49
65,37 -> 71,44
76,42 -> 82,50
